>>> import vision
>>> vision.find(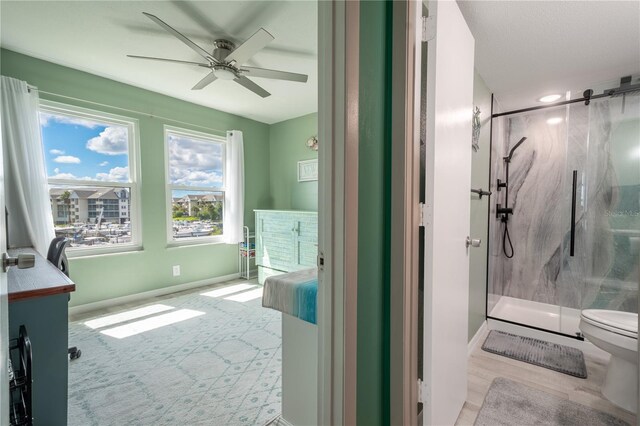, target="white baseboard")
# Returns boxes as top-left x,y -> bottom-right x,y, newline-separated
69,272 -> 240,316
468,320 -> 488,357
